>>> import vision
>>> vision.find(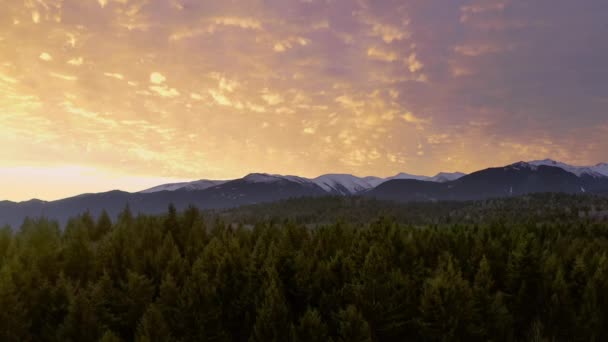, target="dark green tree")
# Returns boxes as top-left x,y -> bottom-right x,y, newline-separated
418,253 -> 474,341
336,305 -> 372,342
136,304 -> 173,342
294,307 -> 329,342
